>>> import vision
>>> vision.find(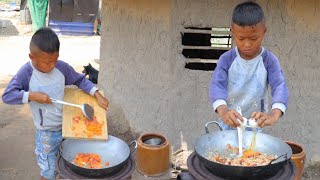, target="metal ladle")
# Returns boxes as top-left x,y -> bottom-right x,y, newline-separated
50,98 -> 94,120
